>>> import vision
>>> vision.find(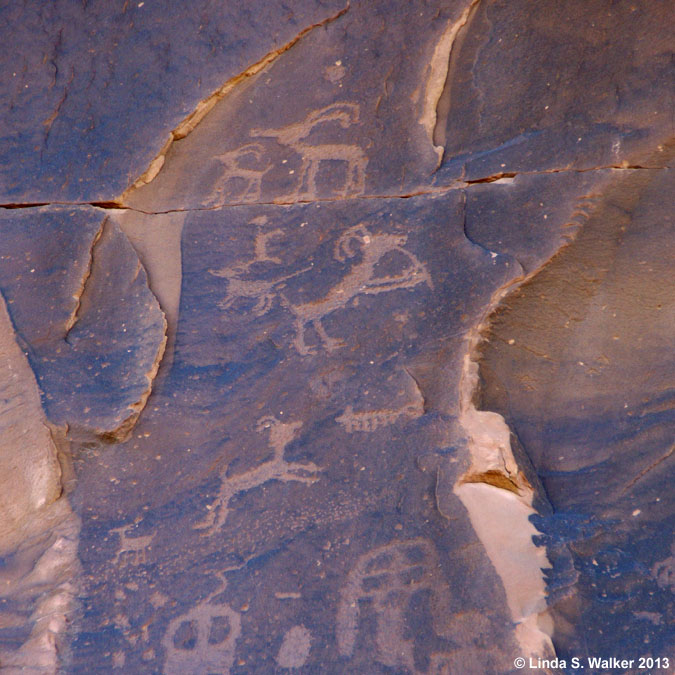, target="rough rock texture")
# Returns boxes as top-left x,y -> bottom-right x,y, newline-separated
0,207 -> 166,439
477,148 -> 674,660
0,0 -> 672,673
0,292 -> 80,672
